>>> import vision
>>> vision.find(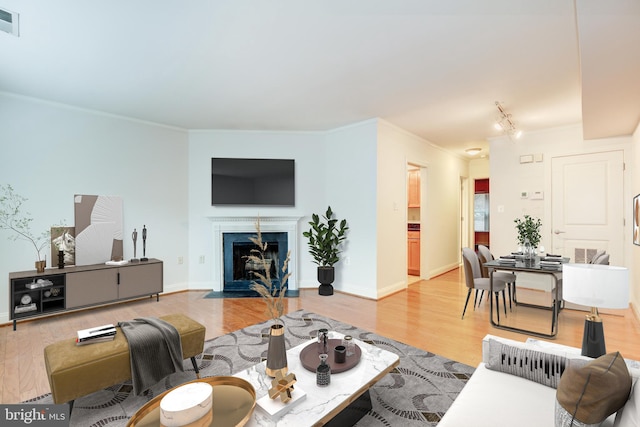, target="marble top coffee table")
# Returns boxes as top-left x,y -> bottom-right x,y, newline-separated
234,333 -> 400,426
